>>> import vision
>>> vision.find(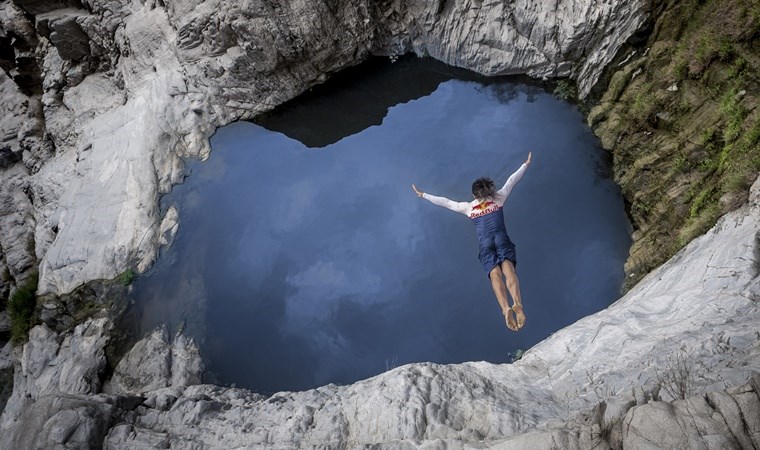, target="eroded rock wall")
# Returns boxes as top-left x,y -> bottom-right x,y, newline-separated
0,0 -> 648,296
588,0 -> 760,287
